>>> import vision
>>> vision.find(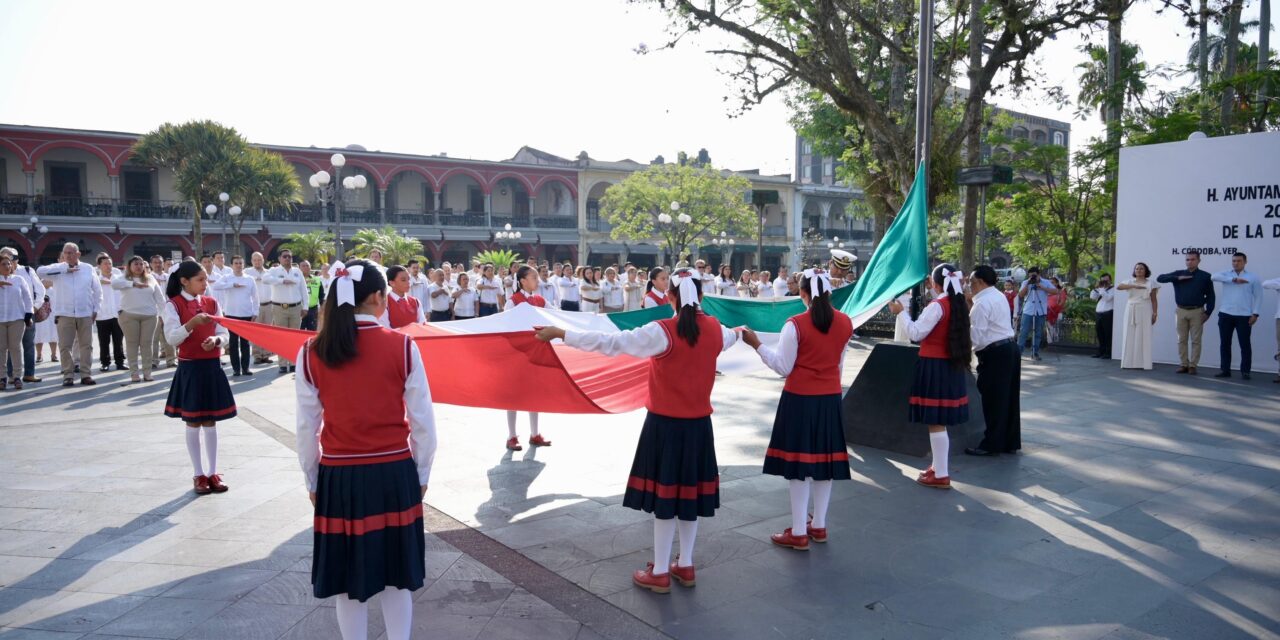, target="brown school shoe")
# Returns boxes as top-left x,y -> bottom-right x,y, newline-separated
207,474 -> 229,493
11,378 -> 21,391
1189,367 -> 1198,375
80,377 -> 96,386
193,475 -> 212,495
22,375 -> 41,383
